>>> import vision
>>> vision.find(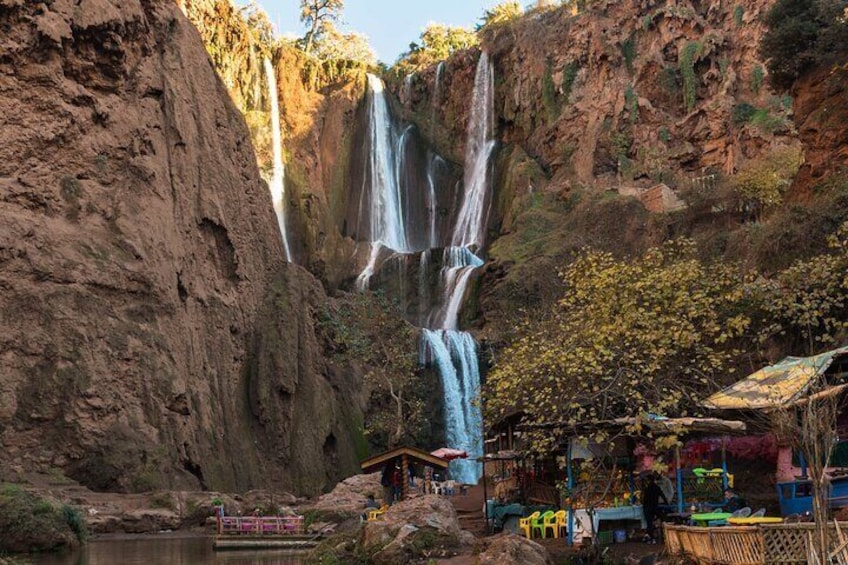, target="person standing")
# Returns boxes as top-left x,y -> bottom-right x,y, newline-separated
643,474 -> 668,543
